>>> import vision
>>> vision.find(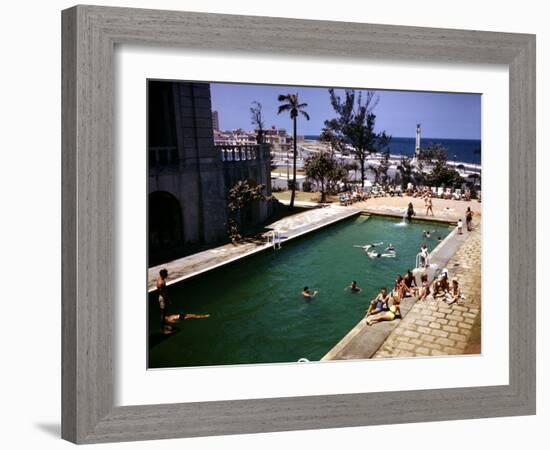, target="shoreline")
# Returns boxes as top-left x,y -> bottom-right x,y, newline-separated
296,139 -> 482,171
